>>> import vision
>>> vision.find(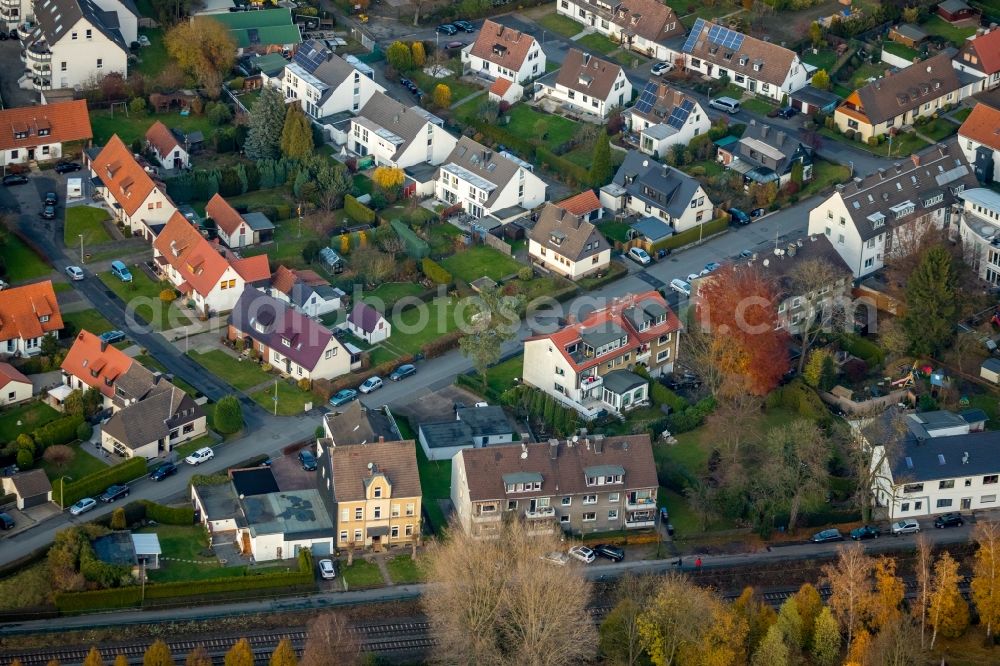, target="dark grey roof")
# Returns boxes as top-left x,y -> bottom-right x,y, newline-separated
601,369 -> 647,394
622,298 -> 669,330
114,363 -> 157,403
242,489 -> 333,539
892,23 -> 927,42
983,358 -> 1000,373
960,409 -> 988,424
31,0 -> 127,51
229,288 -> 336,371
528,203 -> 610,261
737,119 -> 813,176
745,234 -> 852,299
102,385 -> 203,450
853,50 -> 960,125
457,406 -> 512,437
231,468 -> 279,497
938,0 -> 972,12
835,140 -> 978,241
193,482 -> 246,526
405,162 -> 439,183
892,428 -> 1000,482
791,85 -> 841,108
420,406 -> 512,450
580,321 -> 627,348
242,212 -> 274,232
440,137 -> 523,208
324,401 -> 399,446
613,150 -> 703,219
419,420 -> 478,450
630,216 -> 673,241
355,92 -> 440,161
584,464 -> 625,477
905,410 -> 970,439
313,54 -> 361,102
